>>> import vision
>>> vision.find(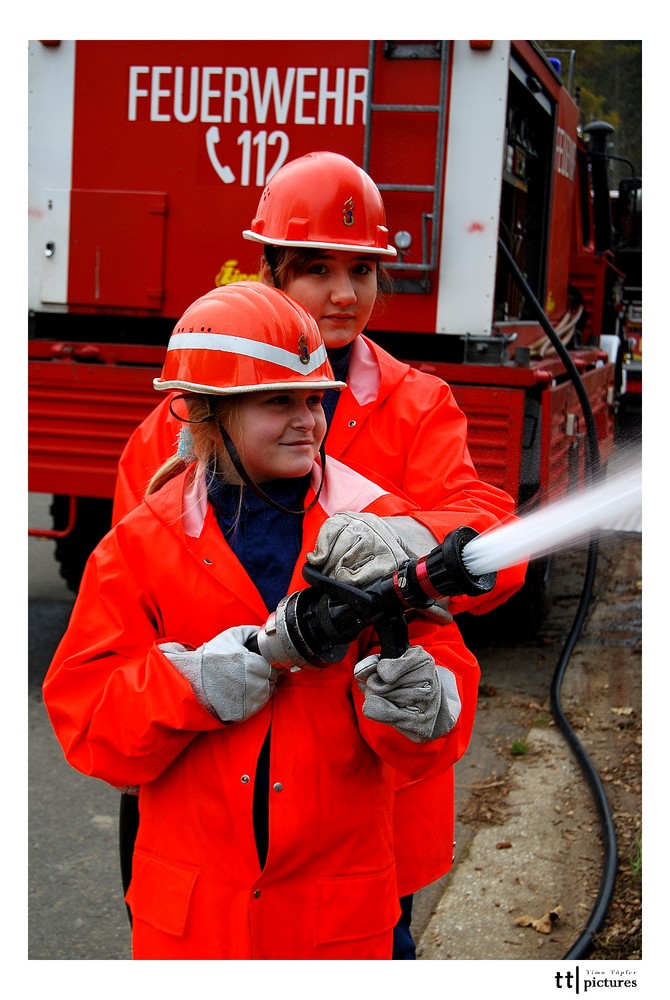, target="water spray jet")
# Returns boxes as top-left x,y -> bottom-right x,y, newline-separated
462,460 -> 642,576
